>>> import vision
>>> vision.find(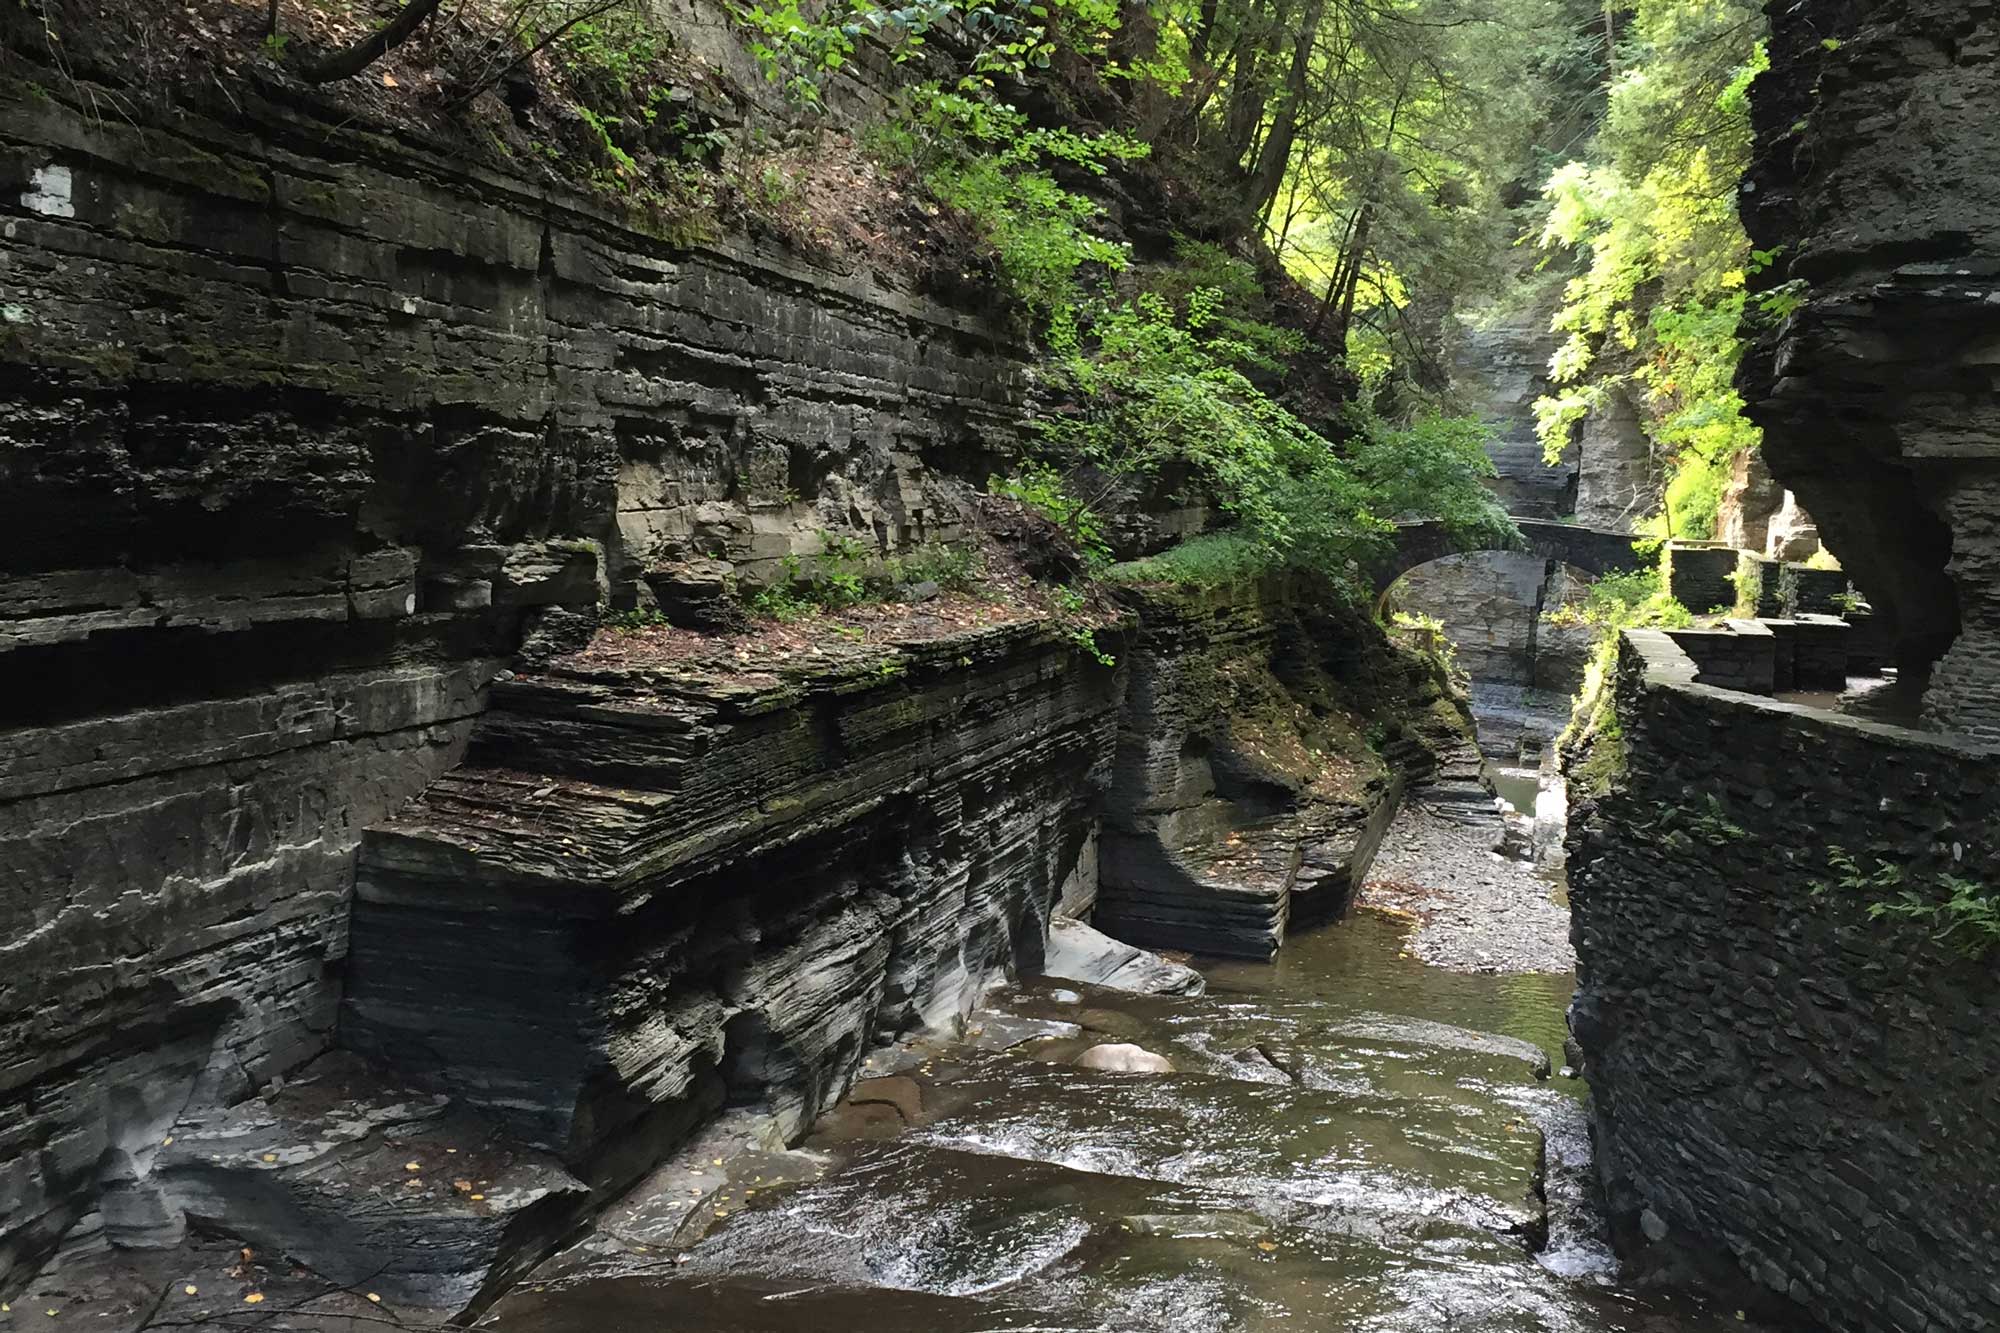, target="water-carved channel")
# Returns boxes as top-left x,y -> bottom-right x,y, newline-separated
483,729 -> 1739,1332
